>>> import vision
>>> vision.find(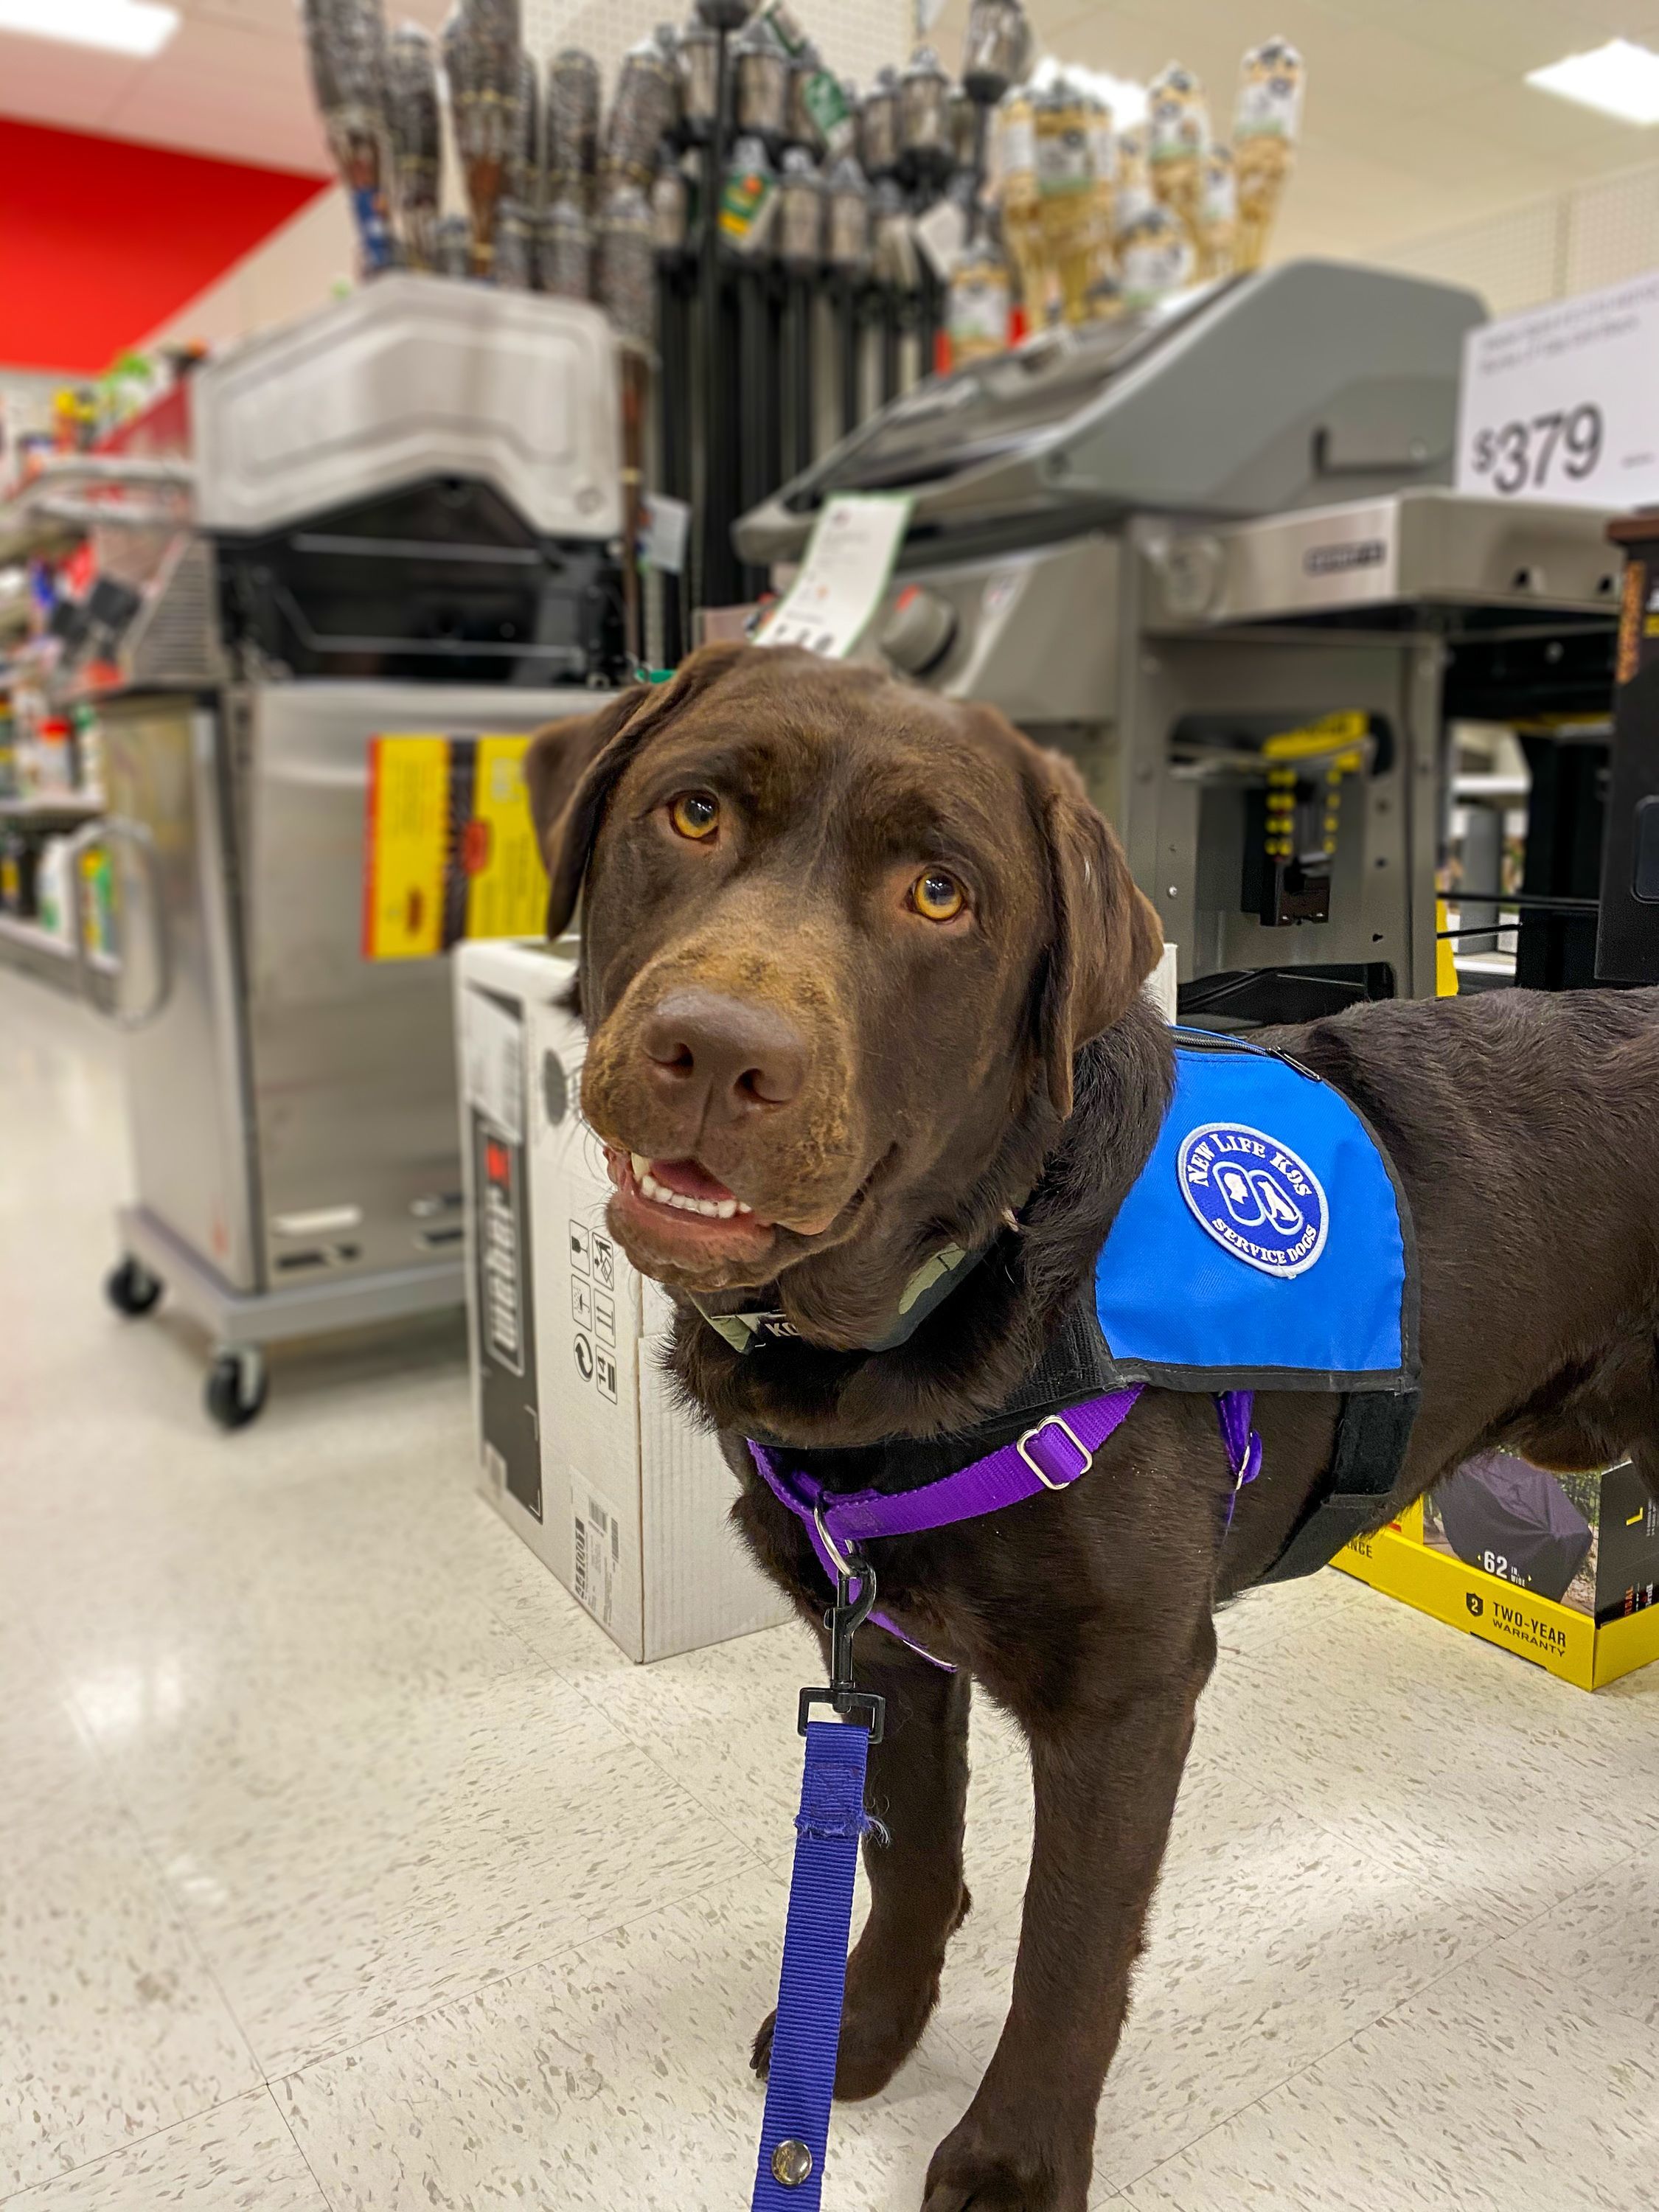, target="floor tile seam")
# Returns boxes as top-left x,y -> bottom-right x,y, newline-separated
262,2080 -> 341,2212
262,1857 -> 777,2083
0,2088 -> 261,2208
39,1683 -> 276,2092
1108,2019 -> 1377,2197
1112,1864 -> 1659,2201
476,1594 -> 631,1703
487,1613 -> 811,1871
4,1646 -> 274,2096
1186,1704 -> 1653,1913
1475,1834 -> 1659,2032
1105,1900 -> 1551,2199
1304,1784 -> 1655,1926
473,1593 -> 798,1864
